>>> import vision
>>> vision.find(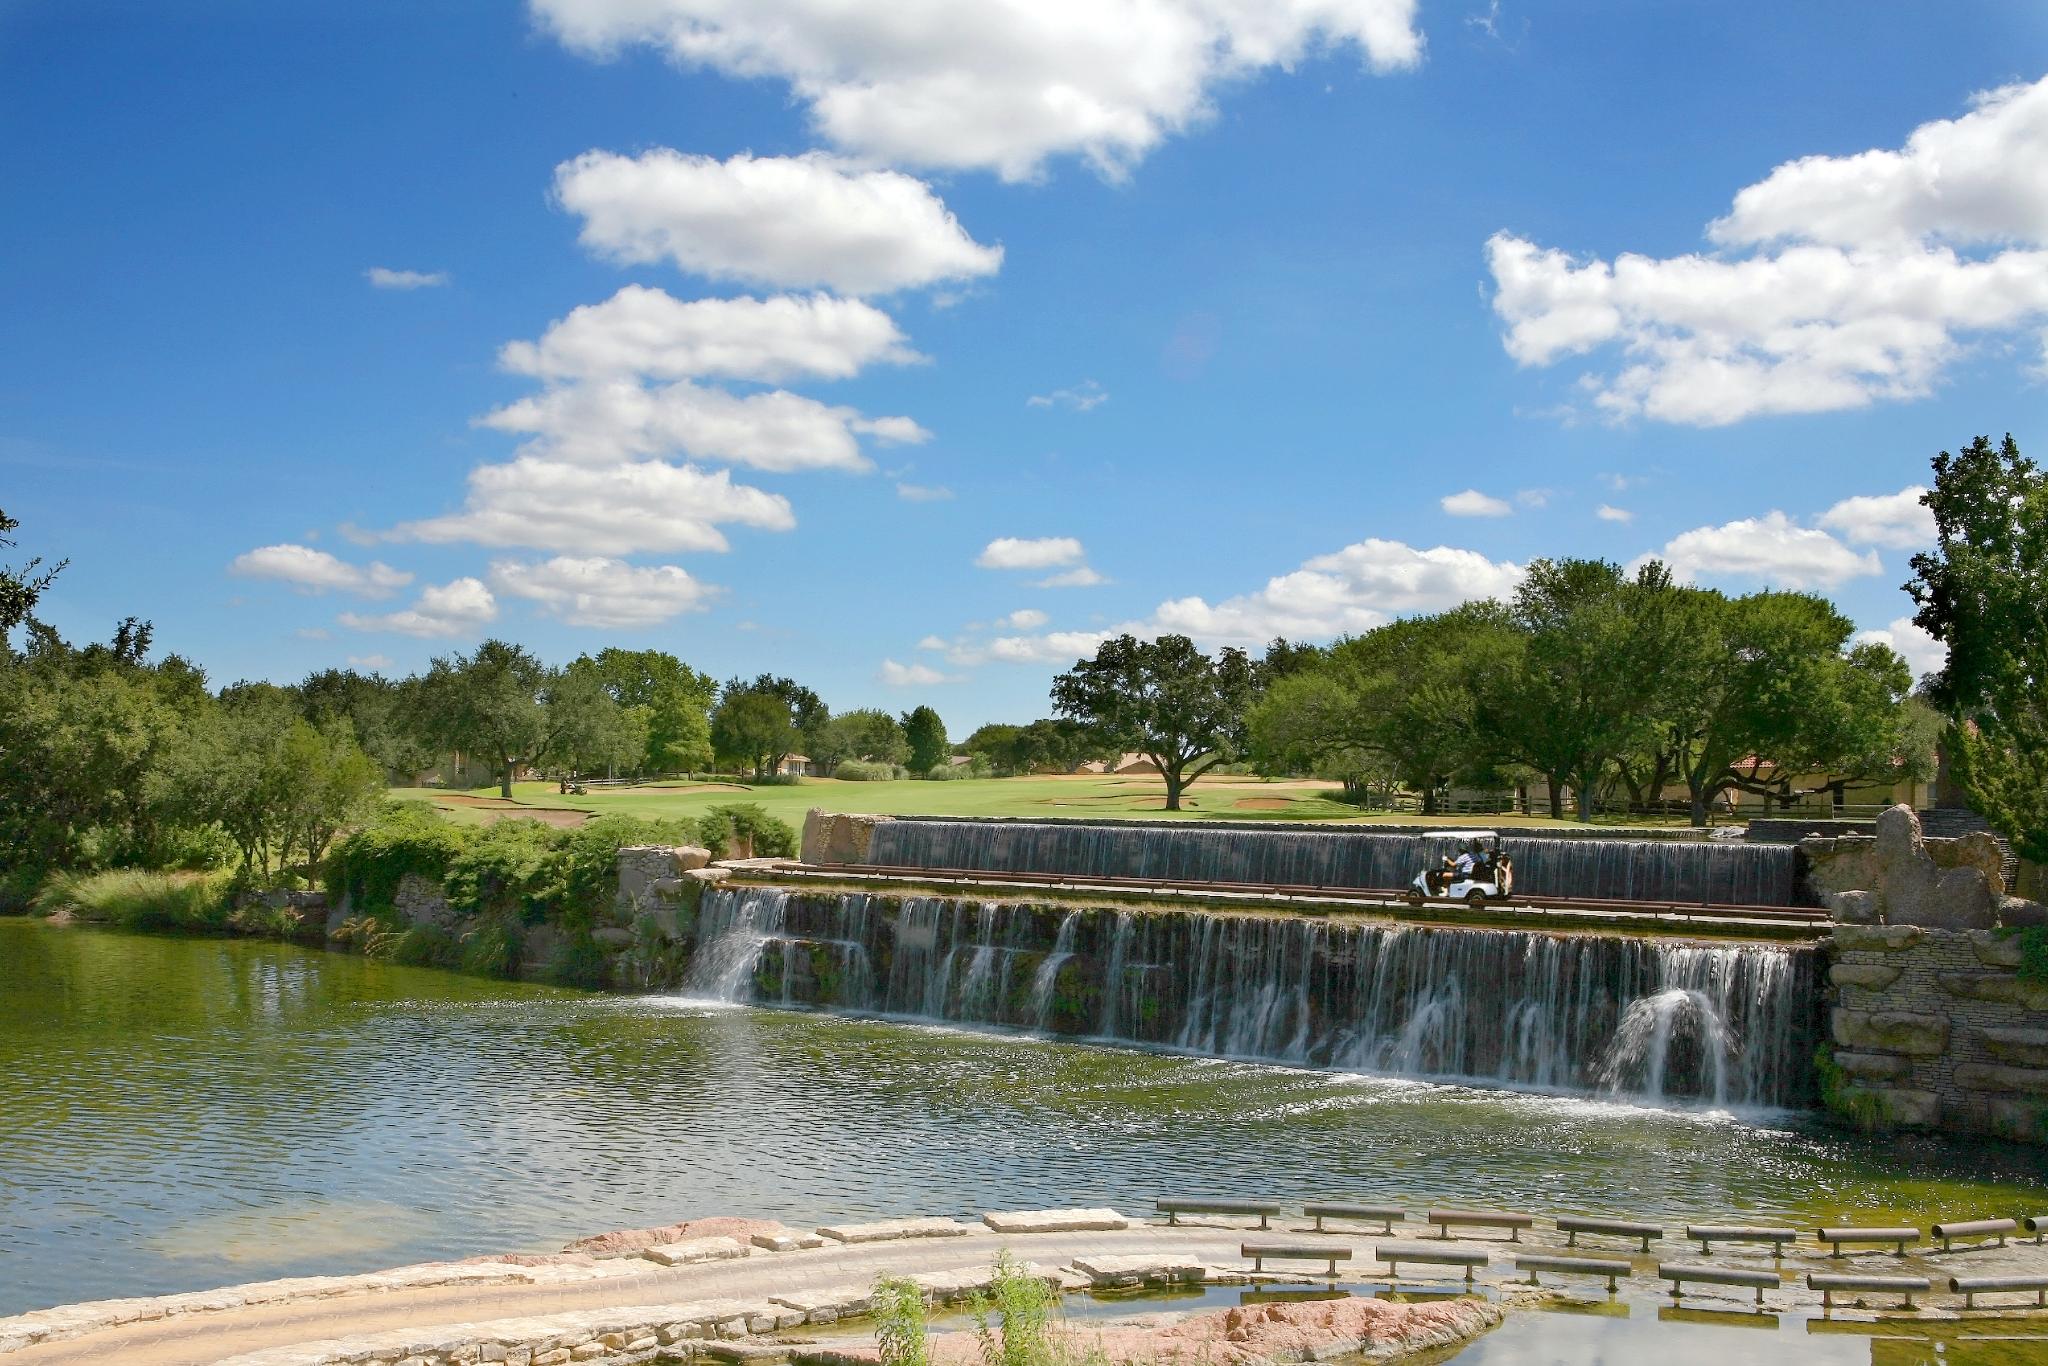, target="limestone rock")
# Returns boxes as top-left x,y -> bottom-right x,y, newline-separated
815,1217 -> 974,1244
1954,1062 -> 2048,1097
1833,1050 -> 1913,1082
751,1231 -> 826,1252
685,867 -> 734,886
641,1236 -> 749,1267
1937,972 -> 2048,1012
1978,1026 -> 2048,1067
714,857 -> 801,871
1875,804 -> 1926,868
1826,890 -> 1878,924
1999,896 -> 2048,929
1829,962 -> 1903,990
1948,832 -> 2009,897
1831,1008 -> 1949,1055
1970,931 -> 2027,968
1988,1098 -> 2047,1142
800,809 -> 895,866
1830,924 -> 1923,953
981,1208 -> 1132,1234
1876,1089 -> 1941,1127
